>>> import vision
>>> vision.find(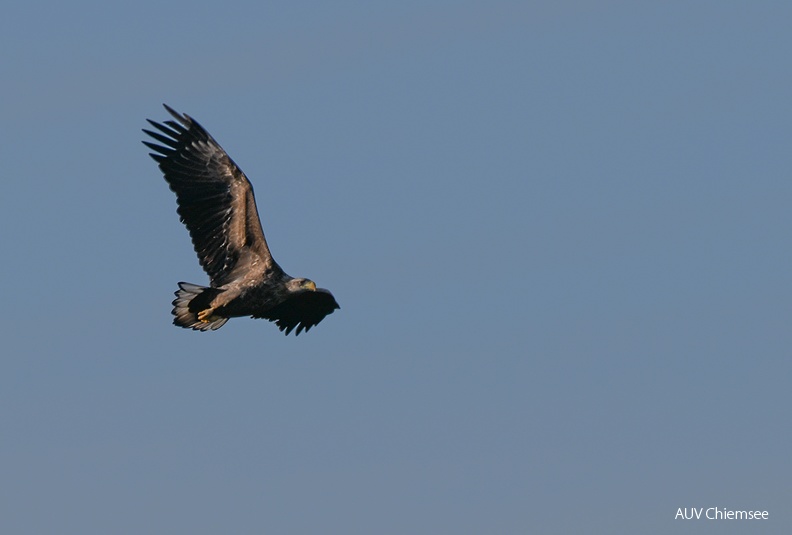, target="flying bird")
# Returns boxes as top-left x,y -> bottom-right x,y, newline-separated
143,105 -> 339,335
